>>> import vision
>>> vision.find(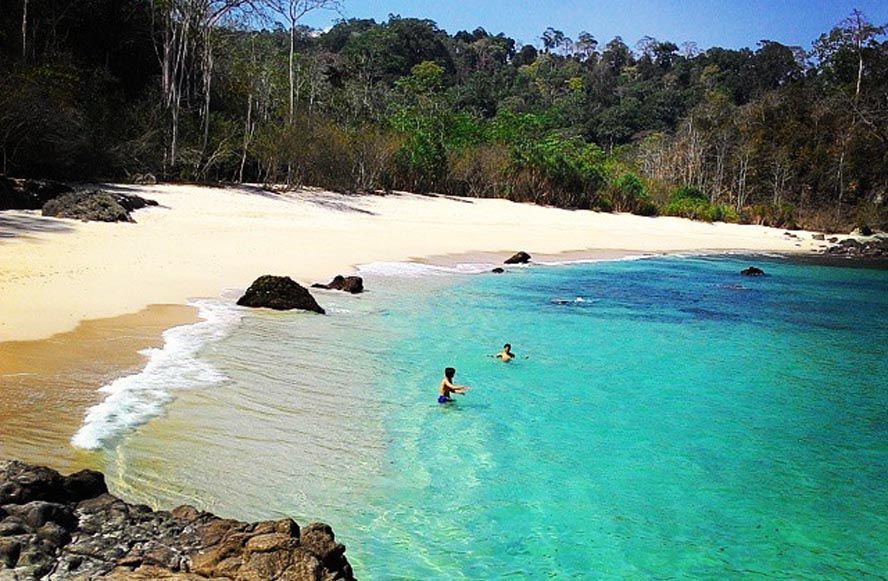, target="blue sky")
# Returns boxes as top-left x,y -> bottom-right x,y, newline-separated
297,0 -> 888,50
